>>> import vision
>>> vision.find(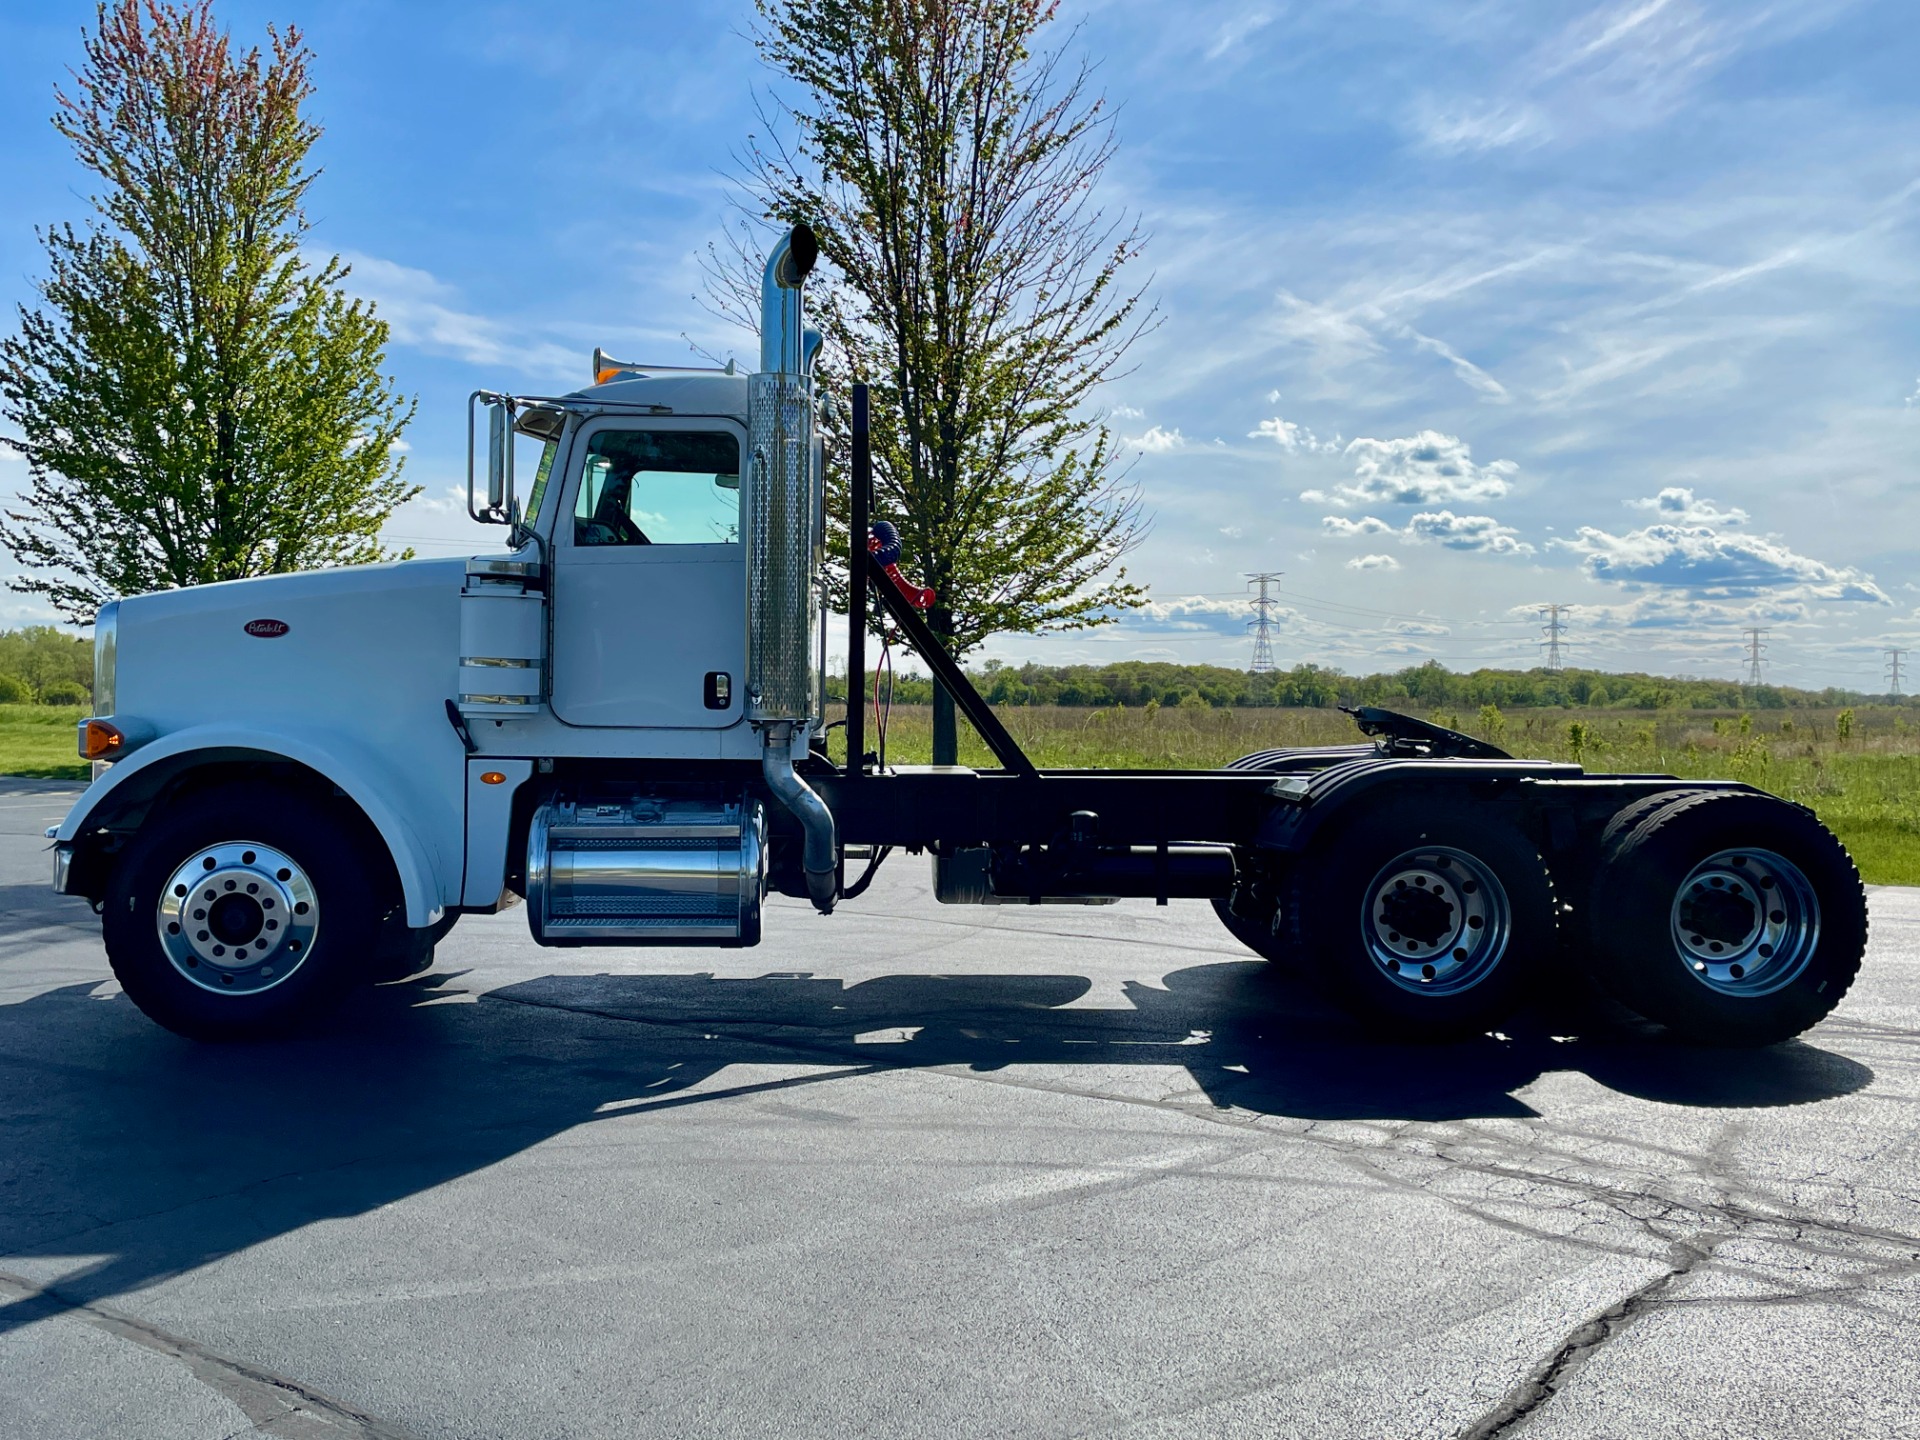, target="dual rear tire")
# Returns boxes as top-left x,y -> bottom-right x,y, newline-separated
1583,791 -> 1866,1046
1283,806 -> 1557,1040
1213,785 -> 1865,1047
